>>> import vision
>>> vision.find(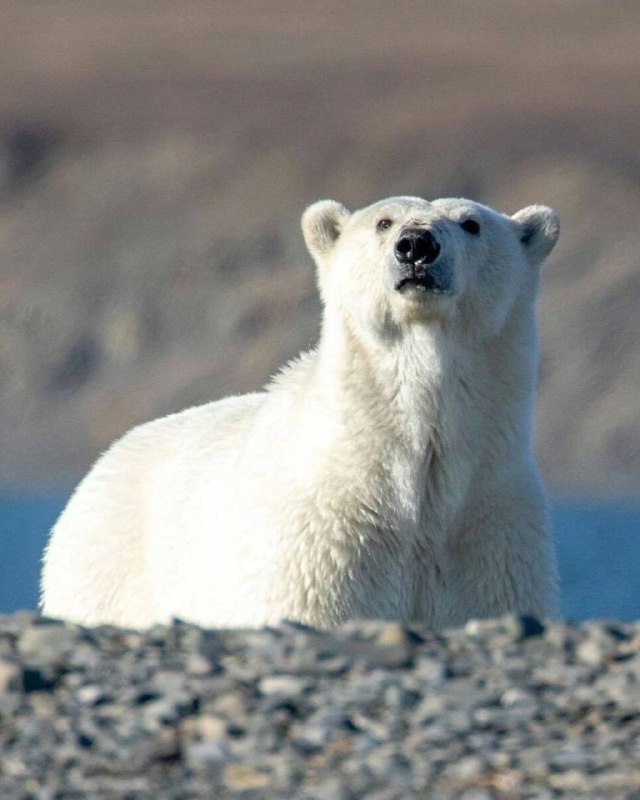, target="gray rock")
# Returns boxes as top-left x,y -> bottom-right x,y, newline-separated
0,613 -> 638,798
17,621 -> 80,664
0,658 -> 20,692
259,674 -> 309,696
